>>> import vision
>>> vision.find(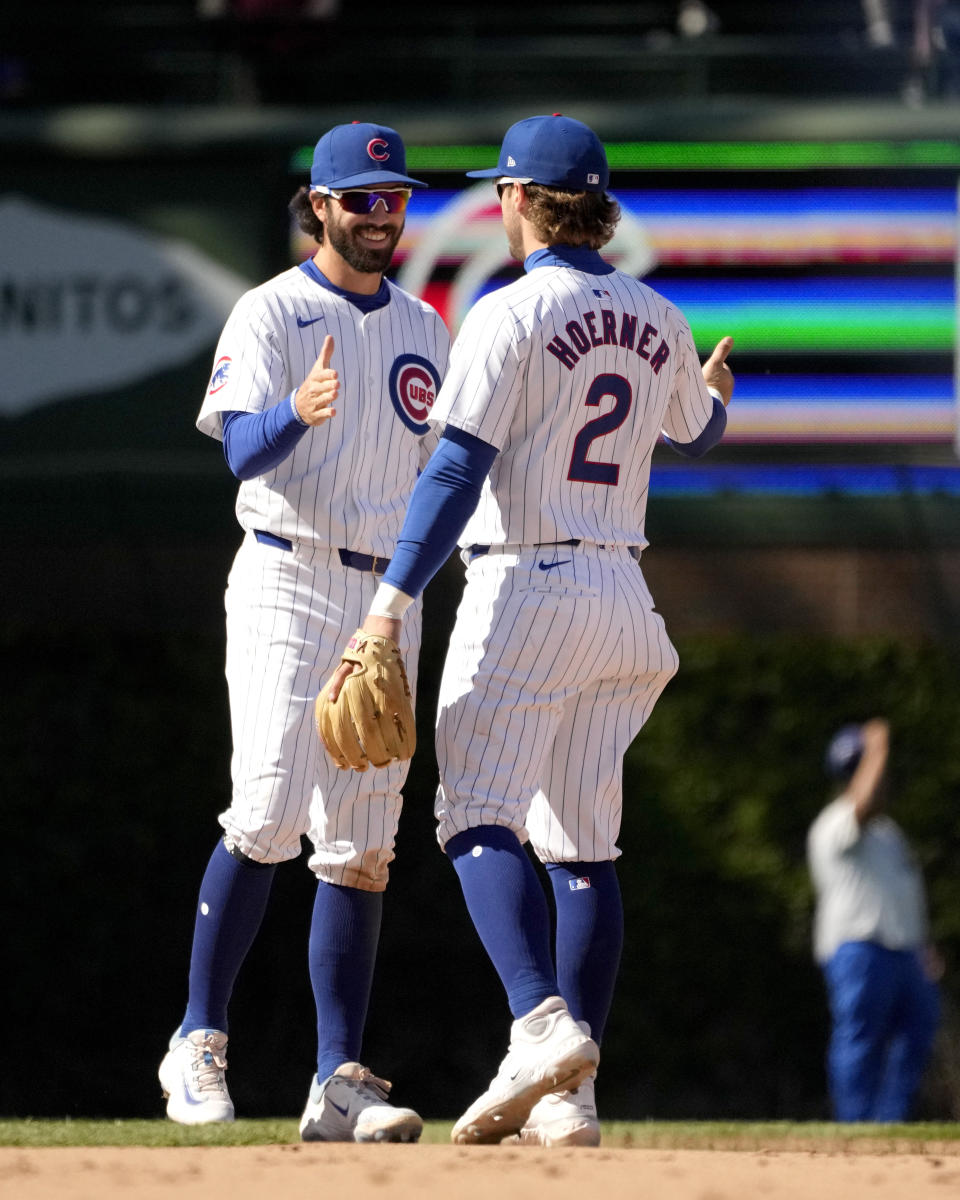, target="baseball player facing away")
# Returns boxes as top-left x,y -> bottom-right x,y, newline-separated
324,114 -> 734,1146
158,122 -> 449,1141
